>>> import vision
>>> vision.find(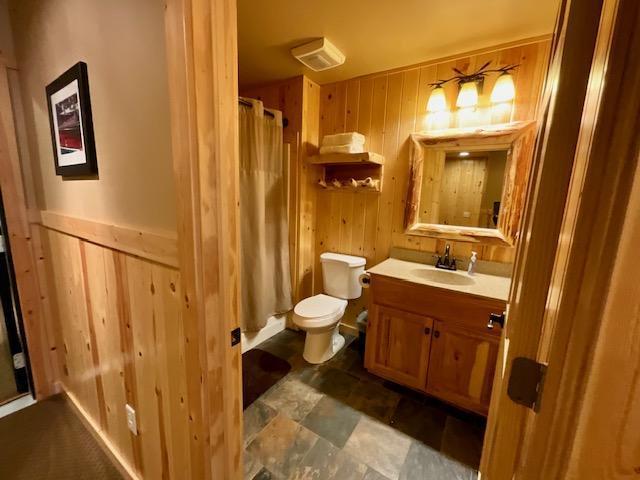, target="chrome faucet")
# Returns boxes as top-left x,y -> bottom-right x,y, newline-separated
435,244 -> 457,271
